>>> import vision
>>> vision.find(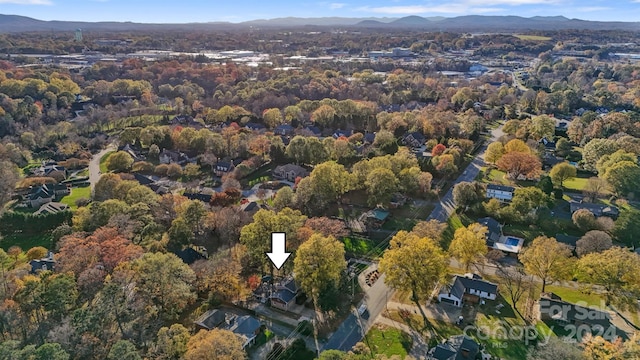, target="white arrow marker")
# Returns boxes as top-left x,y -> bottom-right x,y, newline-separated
267,232 -> 291,270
